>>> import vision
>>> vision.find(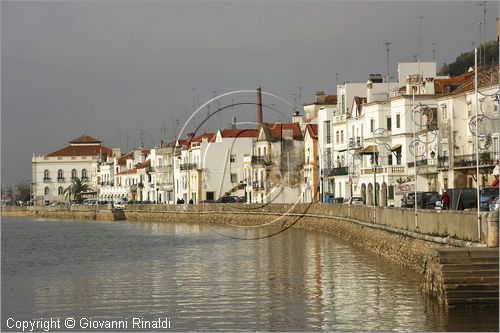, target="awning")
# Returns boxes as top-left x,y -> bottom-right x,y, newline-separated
491,178 -> 499,188
359,145 -> 378,155
391,144 -> 402,151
